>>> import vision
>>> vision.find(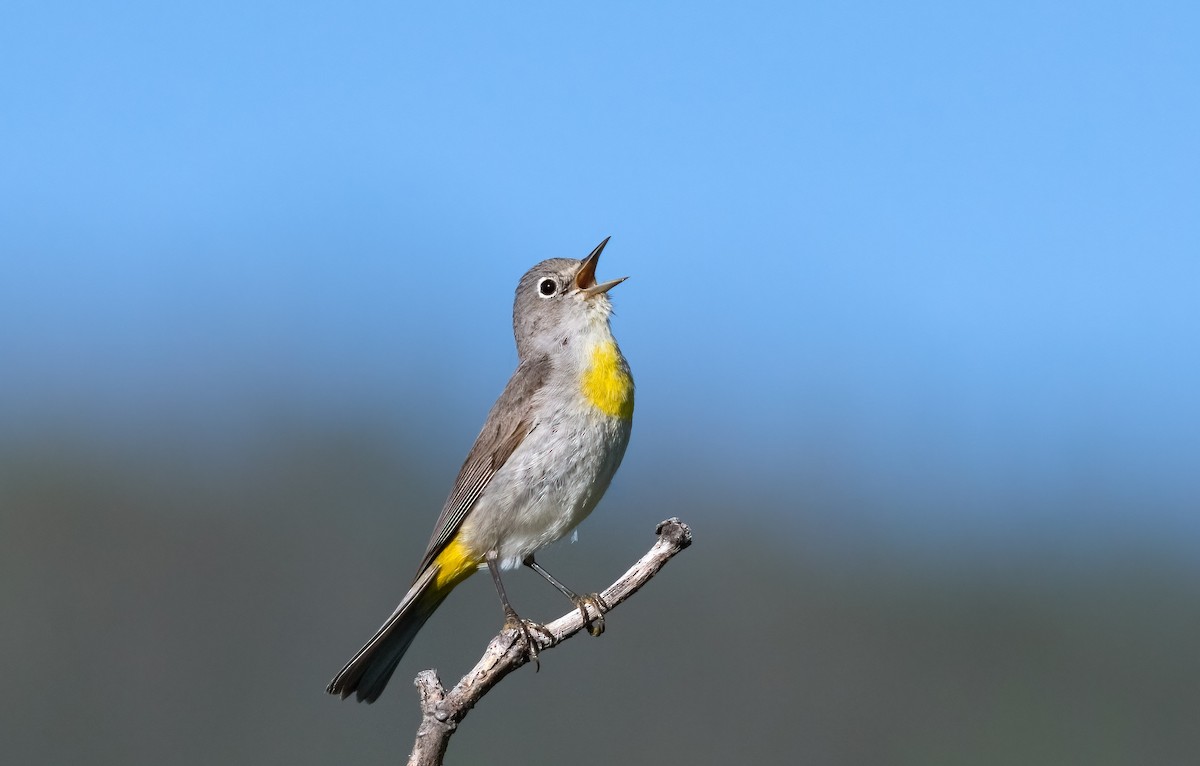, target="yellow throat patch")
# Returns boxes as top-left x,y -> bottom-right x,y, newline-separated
581,339 -> 634,420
